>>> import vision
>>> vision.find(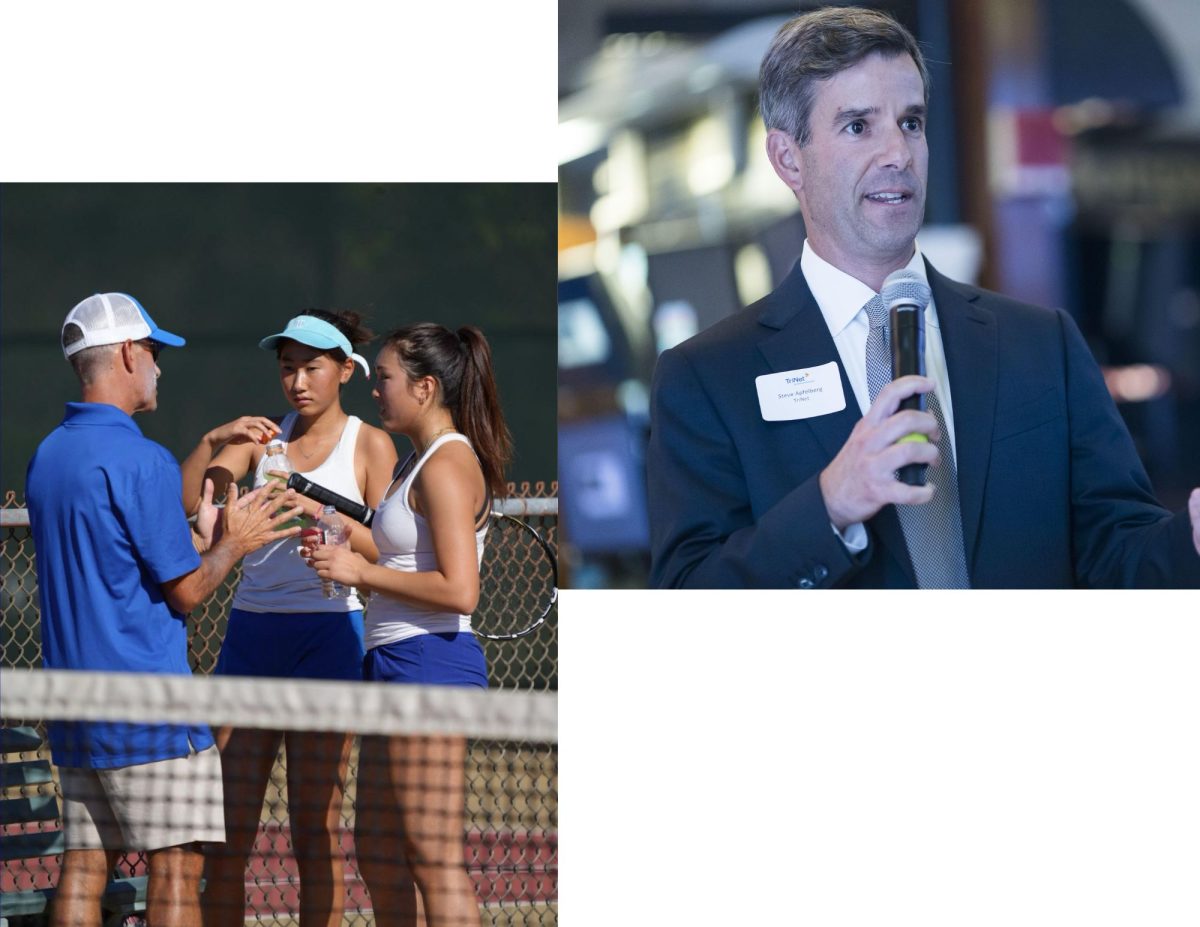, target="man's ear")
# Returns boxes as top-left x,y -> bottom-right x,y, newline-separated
119,340 -> 138,373
765,128 -> 805,195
